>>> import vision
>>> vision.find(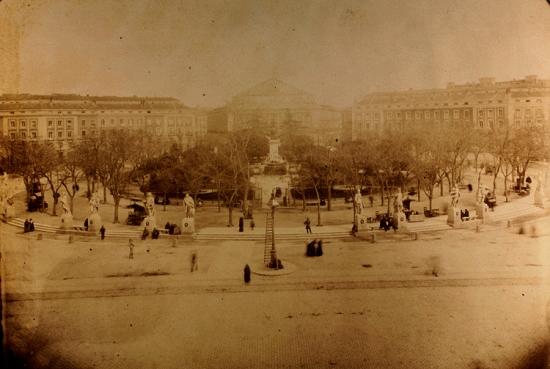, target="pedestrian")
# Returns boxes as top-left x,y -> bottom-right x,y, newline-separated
368,195 -> 374,207
84,218 -> 89,231
165,222 -> 171,232
250,218 -> 255,231
141,227 -> 149,240
239,216 -> 244,232
169,223 -> 175,235
304,216 -> 312,234
151,228 -> 160,239
244,264 -> 251,283
128,239 -> 134,259
29,219 -> 35,232
100,225 -> 106,240
190,251 -> 198,272
23,218 -> 29,233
